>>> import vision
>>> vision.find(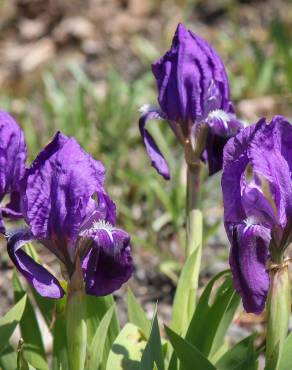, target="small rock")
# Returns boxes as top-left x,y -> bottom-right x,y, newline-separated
20,37 -> 56,72
53,17 -> 95,43
18,18 -> 46,40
